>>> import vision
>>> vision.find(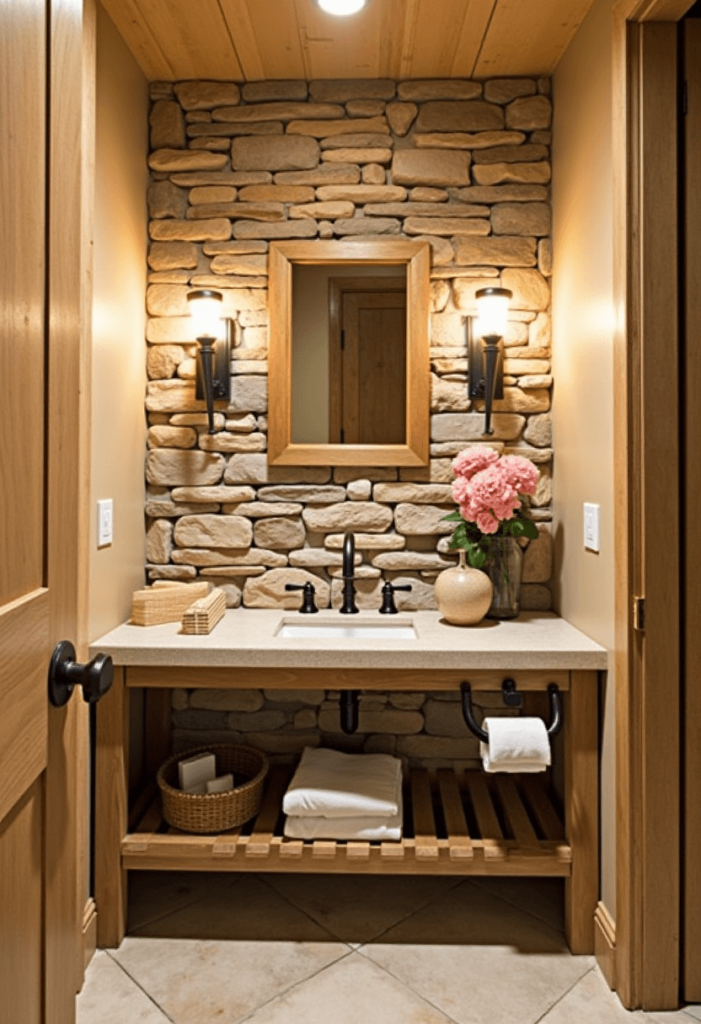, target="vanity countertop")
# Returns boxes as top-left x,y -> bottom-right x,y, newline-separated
90,609 -> 608,671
